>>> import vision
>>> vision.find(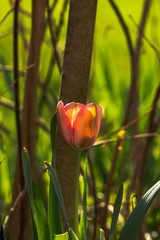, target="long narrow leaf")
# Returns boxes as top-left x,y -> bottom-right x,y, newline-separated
49,113 -> 63,235
48,171 -> 63,235
22,147 -> 38,240
46,162 -> 79,240
100,228 -> 105,240
53,232 -> 69,240
69,228 -> 79,240
45,162 -> 69,233
119,181 -> 160,240
53,228 -> 79,240
79,159 -> 88,240
32,182 -> 50,240
110,184 -> 123,240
